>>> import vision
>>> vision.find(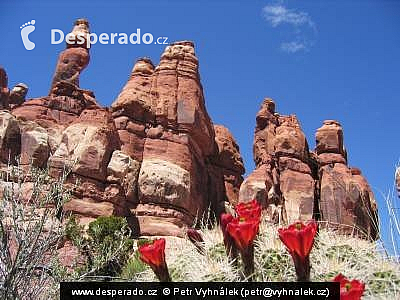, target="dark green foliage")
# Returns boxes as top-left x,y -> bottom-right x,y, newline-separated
86,216 -> 133,277
88,216 -> 128,244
